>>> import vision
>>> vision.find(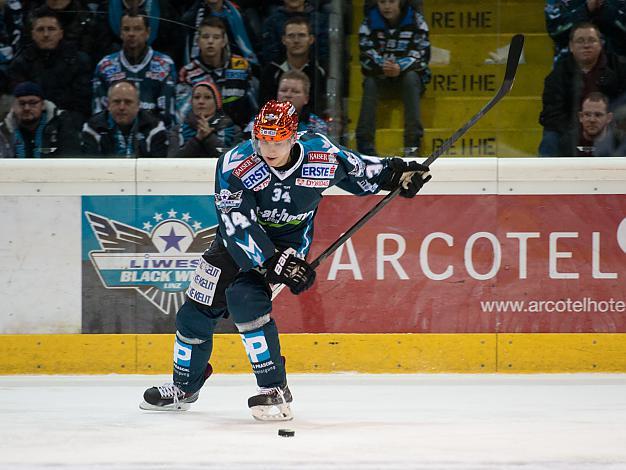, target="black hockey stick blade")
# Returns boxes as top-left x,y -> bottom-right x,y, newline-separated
308,34 -> 524,271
